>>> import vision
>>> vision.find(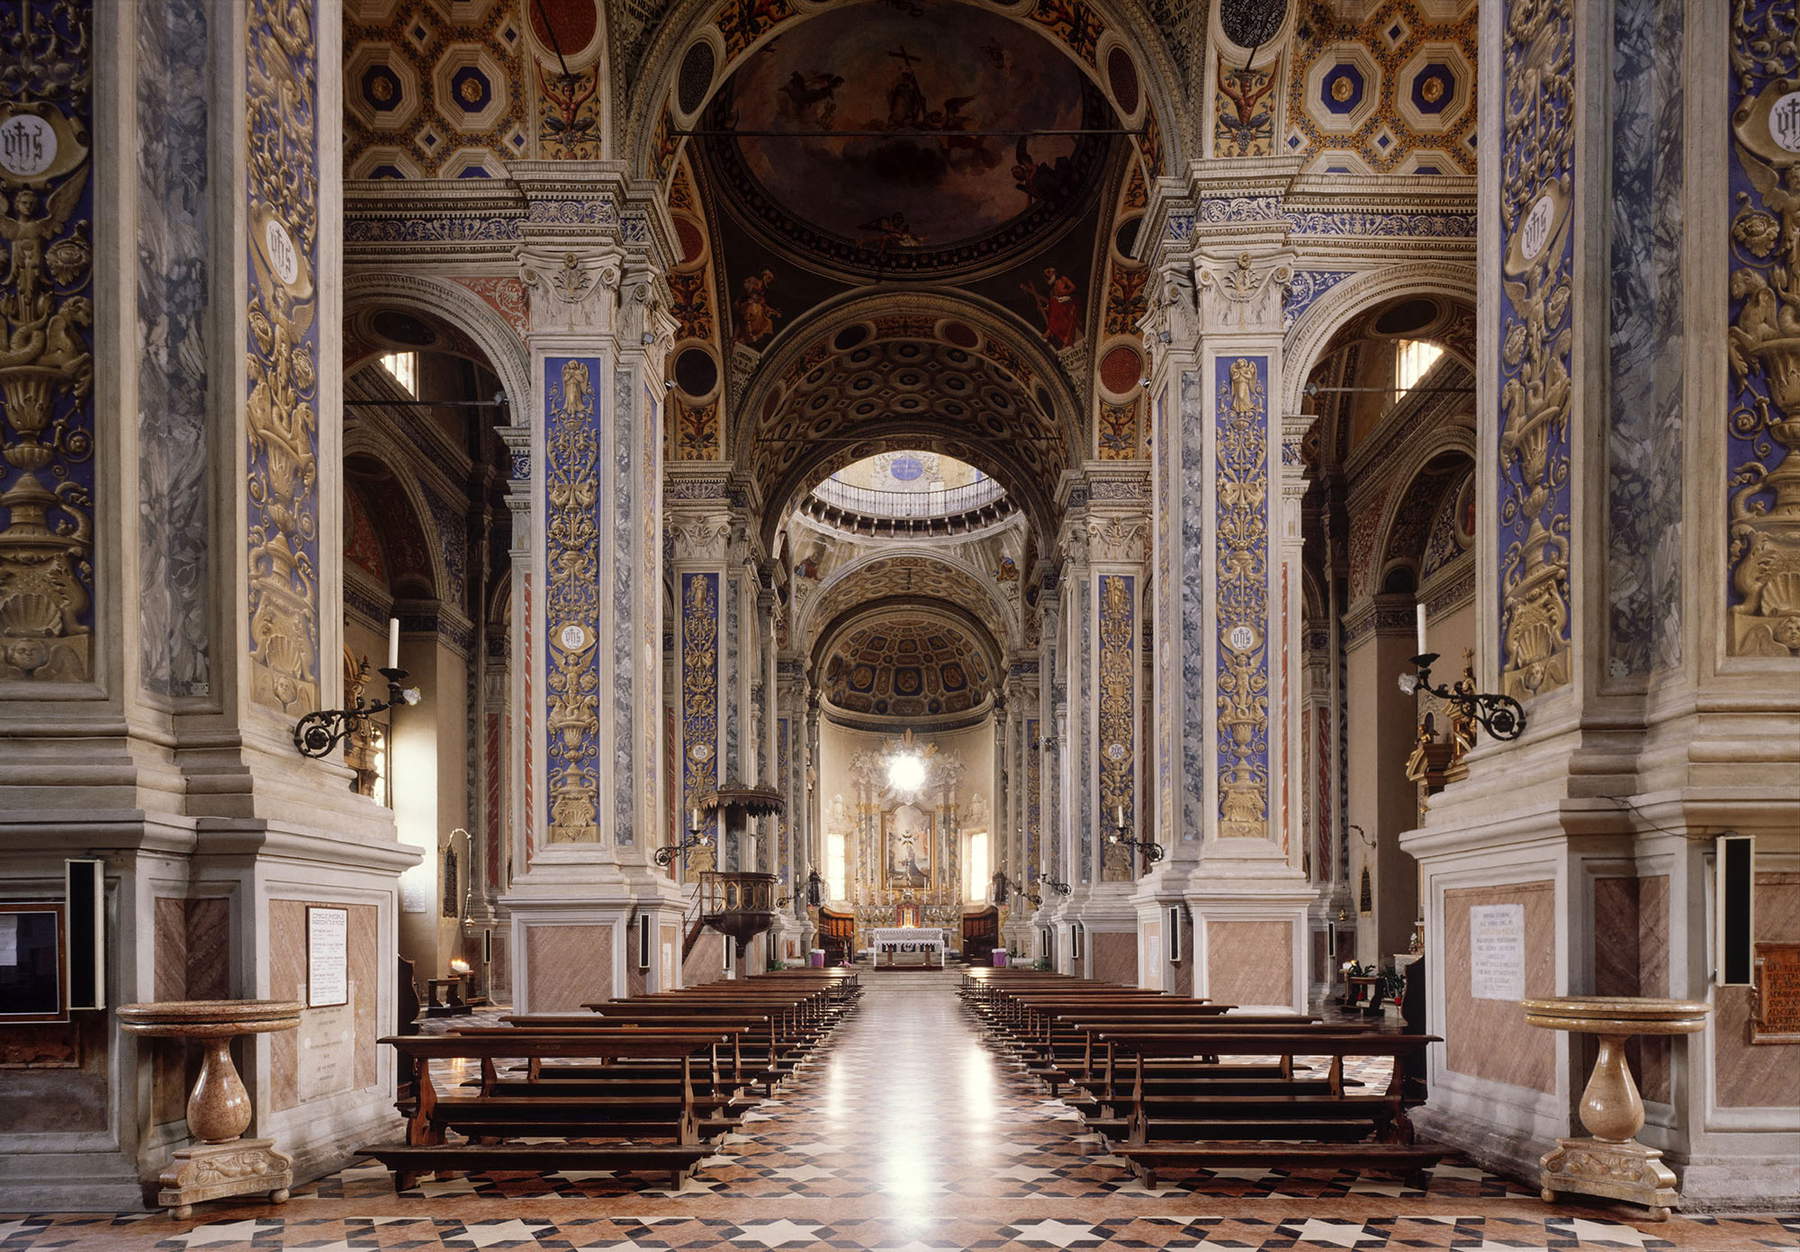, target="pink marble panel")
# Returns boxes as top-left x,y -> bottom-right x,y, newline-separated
526,924 -> 615,1011
1205,920 -> 1293,1007
268,900 -> 379,1111
1443,881 -> 1555,1094
682,929 -> 727,986
1090,931 -> 1137,986
1716,872 -> 1800,1108
151,898 -> 234,1123
1593,875 -> 1671,1102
